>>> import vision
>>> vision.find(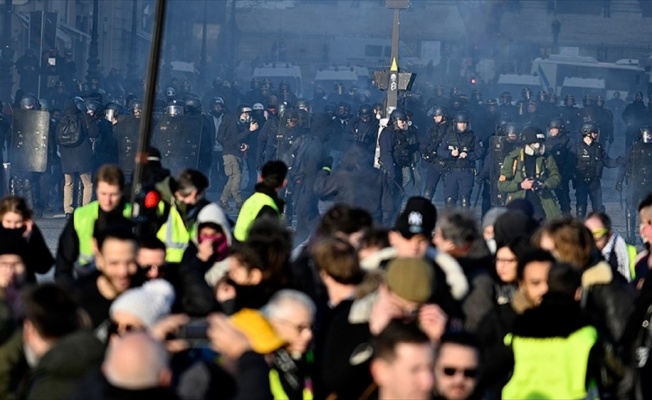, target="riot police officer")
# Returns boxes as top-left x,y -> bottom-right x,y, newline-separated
379,109 -> 415,217
345,103 -> 379,154
421,106 -> 450,202
404,110 -> 422,196
86,100 -> 118,176
499,91 -> 516,120
561,94 -> 582,134
545,118 -> 574,216
572,122 -> 620,218
616,126 -> 652,242
622,91 -> 647,148
9,93 -> 49,215
594,95 -> 614,149
478,122 -> 522,209
438,111 -> 482,208
184,97 -> 215,177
